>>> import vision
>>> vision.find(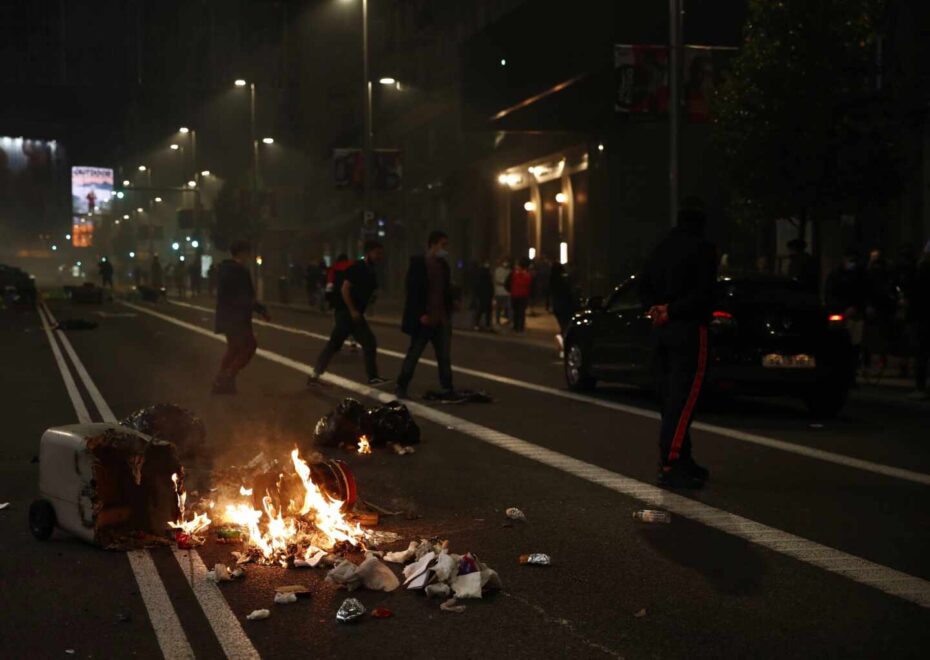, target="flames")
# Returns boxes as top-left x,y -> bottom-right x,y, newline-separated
357,435 -> 371,455
168,472 -> 212,541
169,449 -> 366,566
